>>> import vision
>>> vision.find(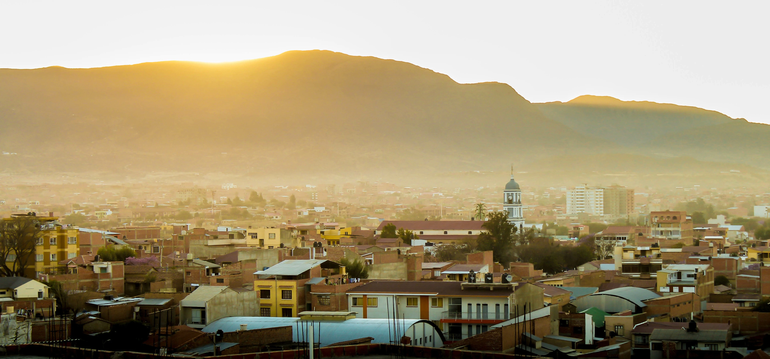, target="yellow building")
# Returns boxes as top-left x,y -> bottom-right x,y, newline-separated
747,246 -> 770,263
3,213 -> 79,278
253,259 -> 343,317
320,226 -> 355,246
245,227 -> 296,249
